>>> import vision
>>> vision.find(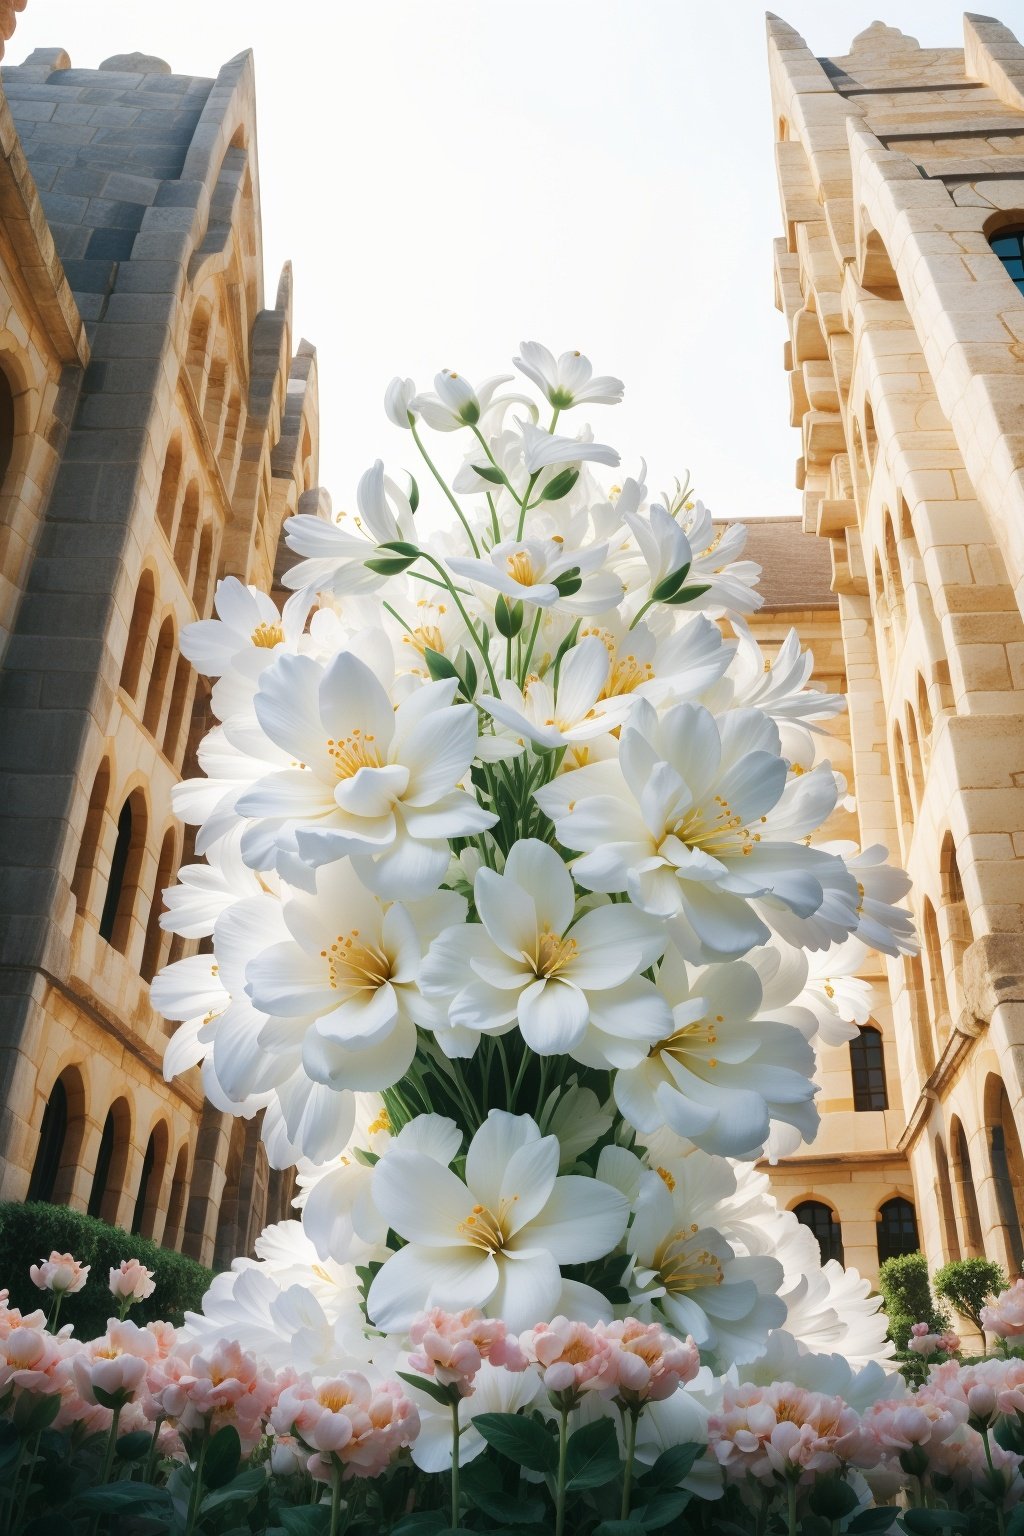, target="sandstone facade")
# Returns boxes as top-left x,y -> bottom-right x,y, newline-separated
763,12 -> 1024,1291
0,46 -> 320,1266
